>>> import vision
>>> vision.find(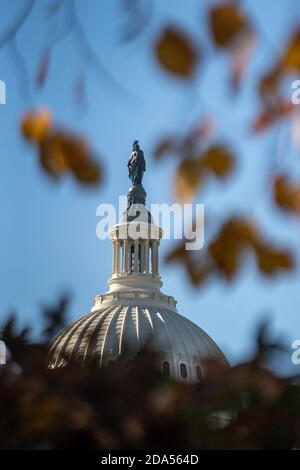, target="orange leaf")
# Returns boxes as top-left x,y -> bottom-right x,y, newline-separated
282,30 -> 300,73
154,26 -> 198,78
21,109 -> 53,143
